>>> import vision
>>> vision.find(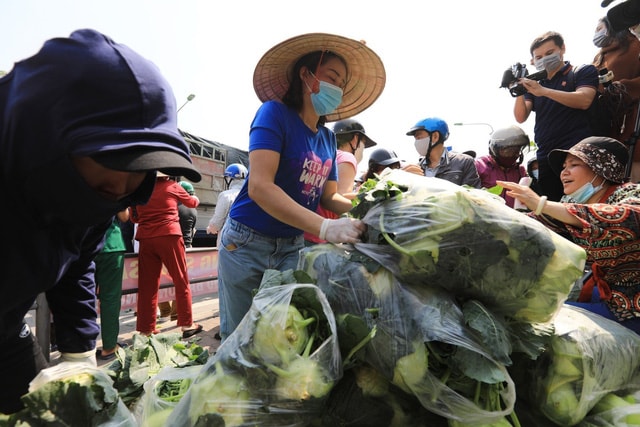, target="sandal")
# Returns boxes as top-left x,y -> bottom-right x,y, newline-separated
181,324 -> 203,339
